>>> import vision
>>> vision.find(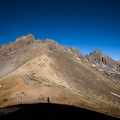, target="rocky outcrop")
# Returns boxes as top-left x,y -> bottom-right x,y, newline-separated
42,39 -> 83,59
0,34 -> 35,57
15,34 -> 35,42
86,50 -> 116,66
116,61 -> 120,71
85,50 -> 120,73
